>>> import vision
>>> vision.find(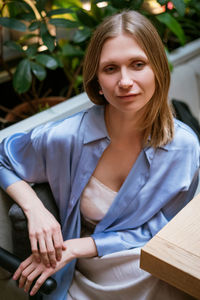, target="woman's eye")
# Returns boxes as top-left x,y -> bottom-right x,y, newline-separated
104,66 -> 116,73
132,61 -> 145,70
